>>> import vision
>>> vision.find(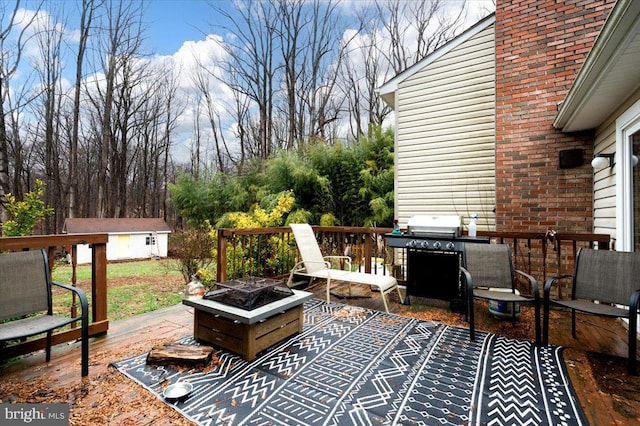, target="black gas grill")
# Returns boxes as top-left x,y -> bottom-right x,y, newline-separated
385,215 -> 488,312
